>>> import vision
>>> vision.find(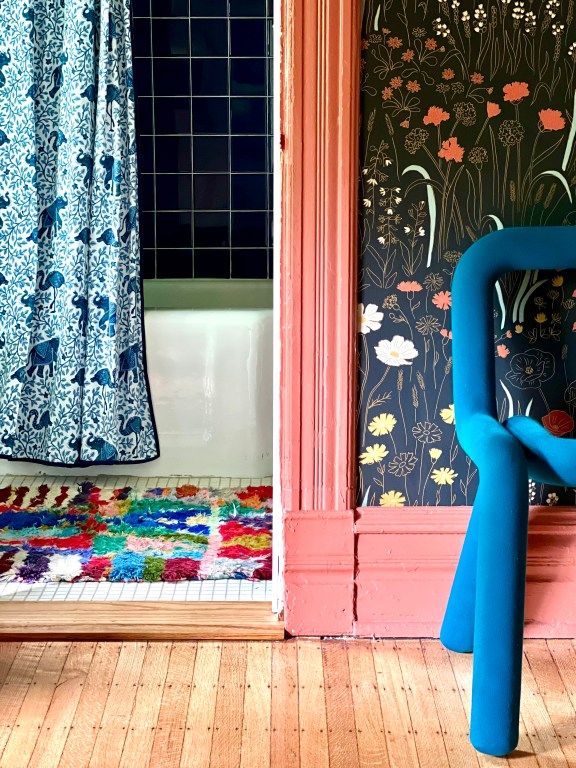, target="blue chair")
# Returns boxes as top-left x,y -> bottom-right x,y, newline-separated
439,227 -> 576,757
